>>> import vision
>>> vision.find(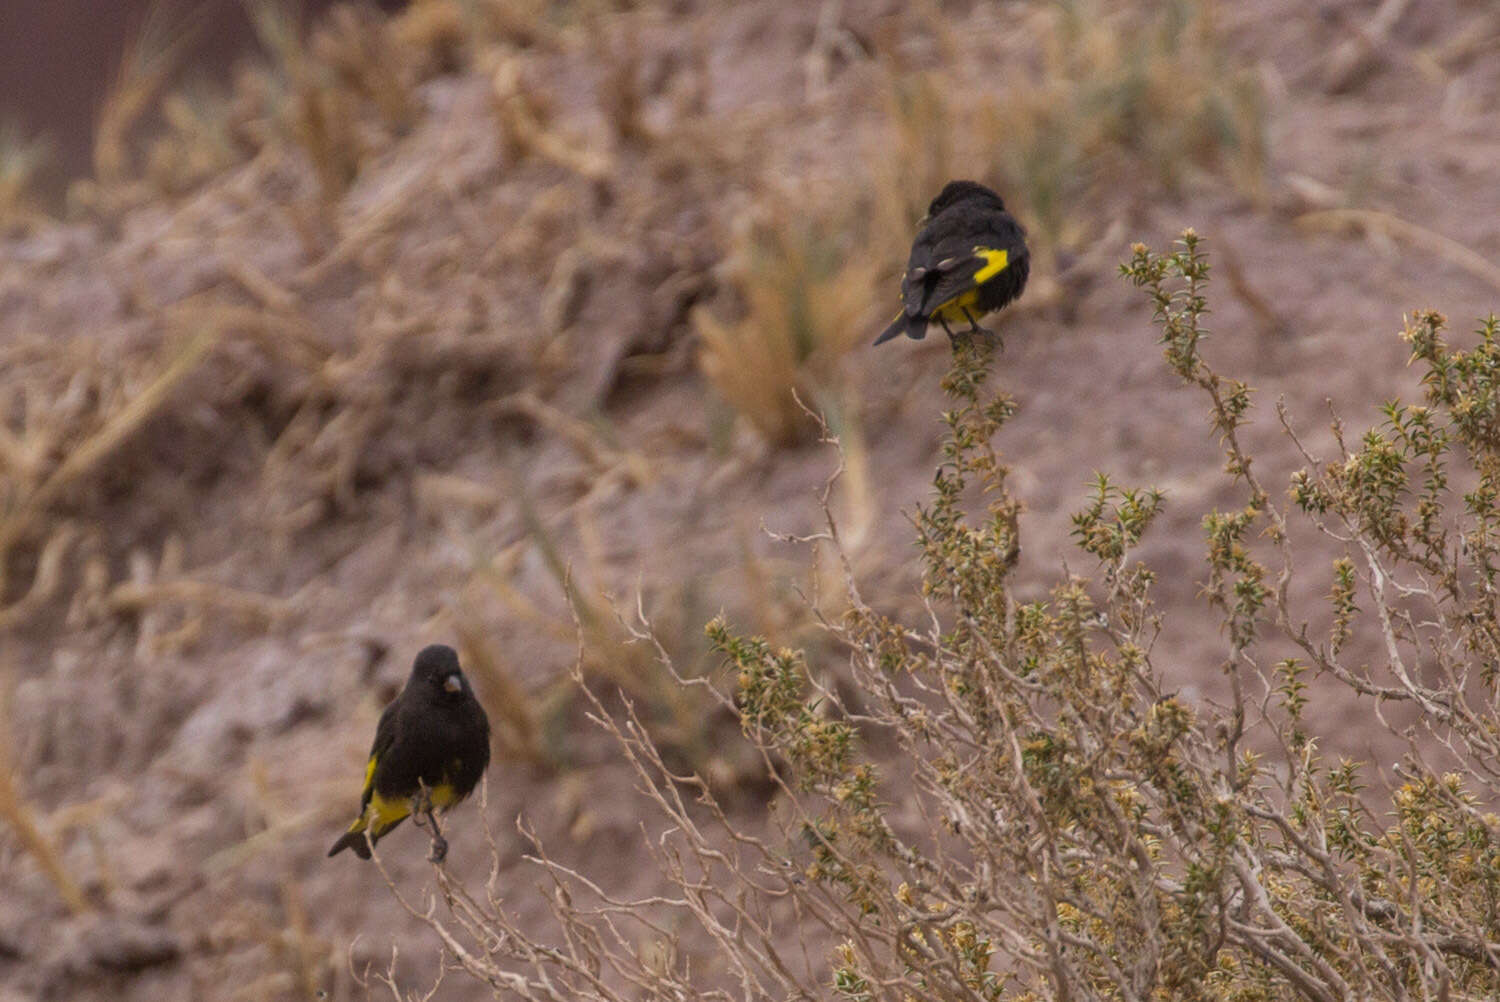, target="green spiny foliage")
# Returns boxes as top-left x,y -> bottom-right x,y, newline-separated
696,236 -> 1500,1000
410,235 -> 1500,1002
